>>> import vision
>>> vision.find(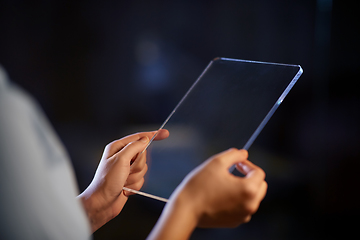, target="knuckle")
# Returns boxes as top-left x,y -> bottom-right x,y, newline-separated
238,149 -> 248,158
244,203 -> 259,215
211,155 -> 224,165
104,139 -> 124,154
144,163 -> 148,172
243,182 -> 258,198
263,180 -> 268,190
243,215 -> 252,223
104,142 -> 112,152
214,148 -> 237,161
258,168 -> 266,179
